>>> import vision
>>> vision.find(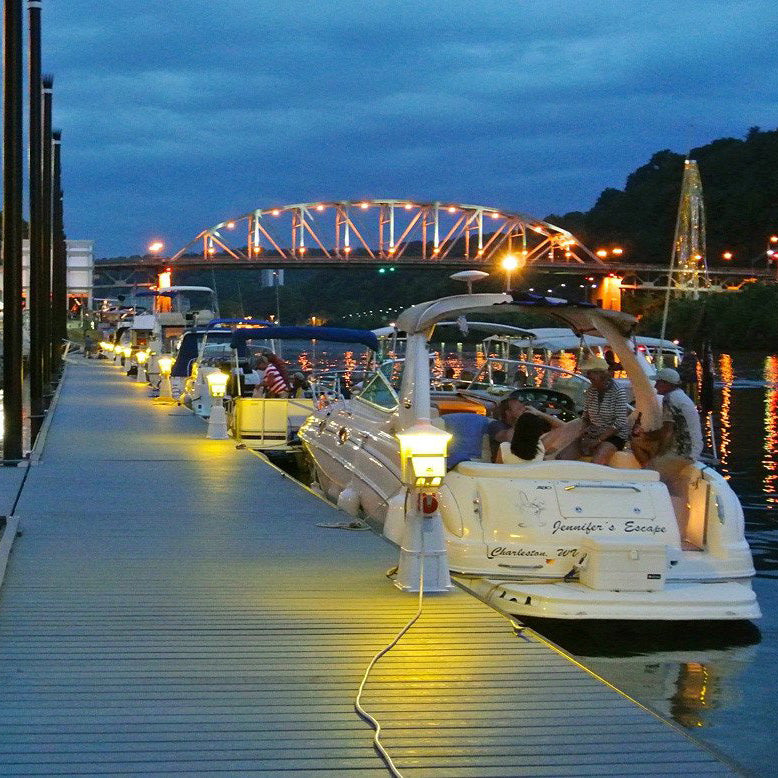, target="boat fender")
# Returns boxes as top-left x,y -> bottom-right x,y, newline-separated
336,483 -> 361,517
383,491 -> 407,545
